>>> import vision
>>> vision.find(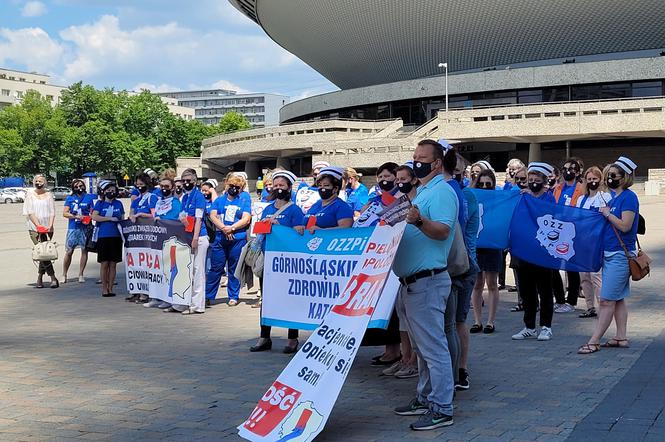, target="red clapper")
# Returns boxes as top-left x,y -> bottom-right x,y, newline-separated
306,215 -> 317,230
253,220 -> 272,234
